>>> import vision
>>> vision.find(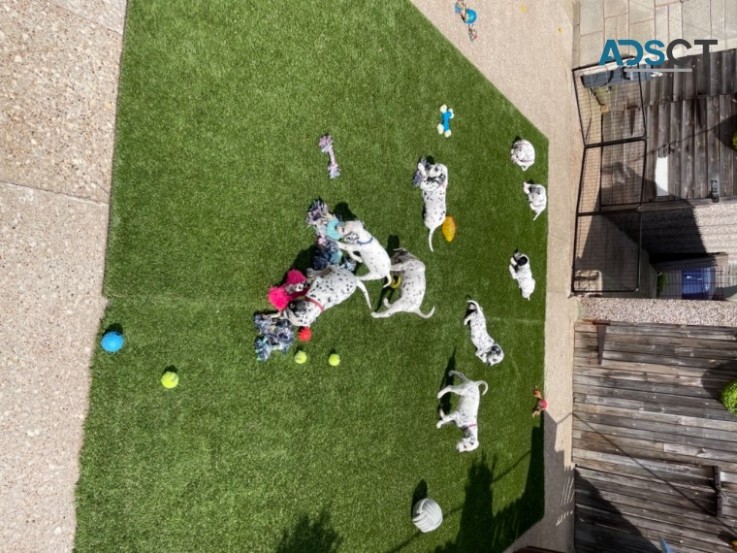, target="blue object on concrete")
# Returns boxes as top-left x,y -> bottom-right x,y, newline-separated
682,267 -> 714,299
464,8 -> 477,24
101,331 -> 125,353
